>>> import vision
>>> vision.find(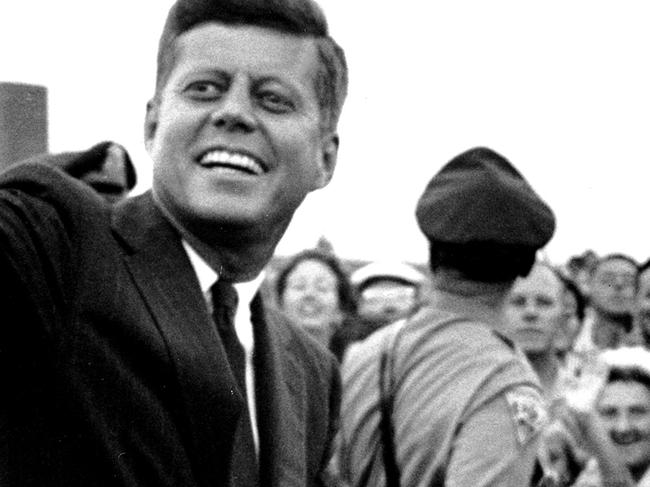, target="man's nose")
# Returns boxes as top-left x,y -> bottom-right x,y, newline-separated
209,83 -> 256,133
612,275 -> 632,291
522,303 -> 539,322
614,413 -> 632,432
